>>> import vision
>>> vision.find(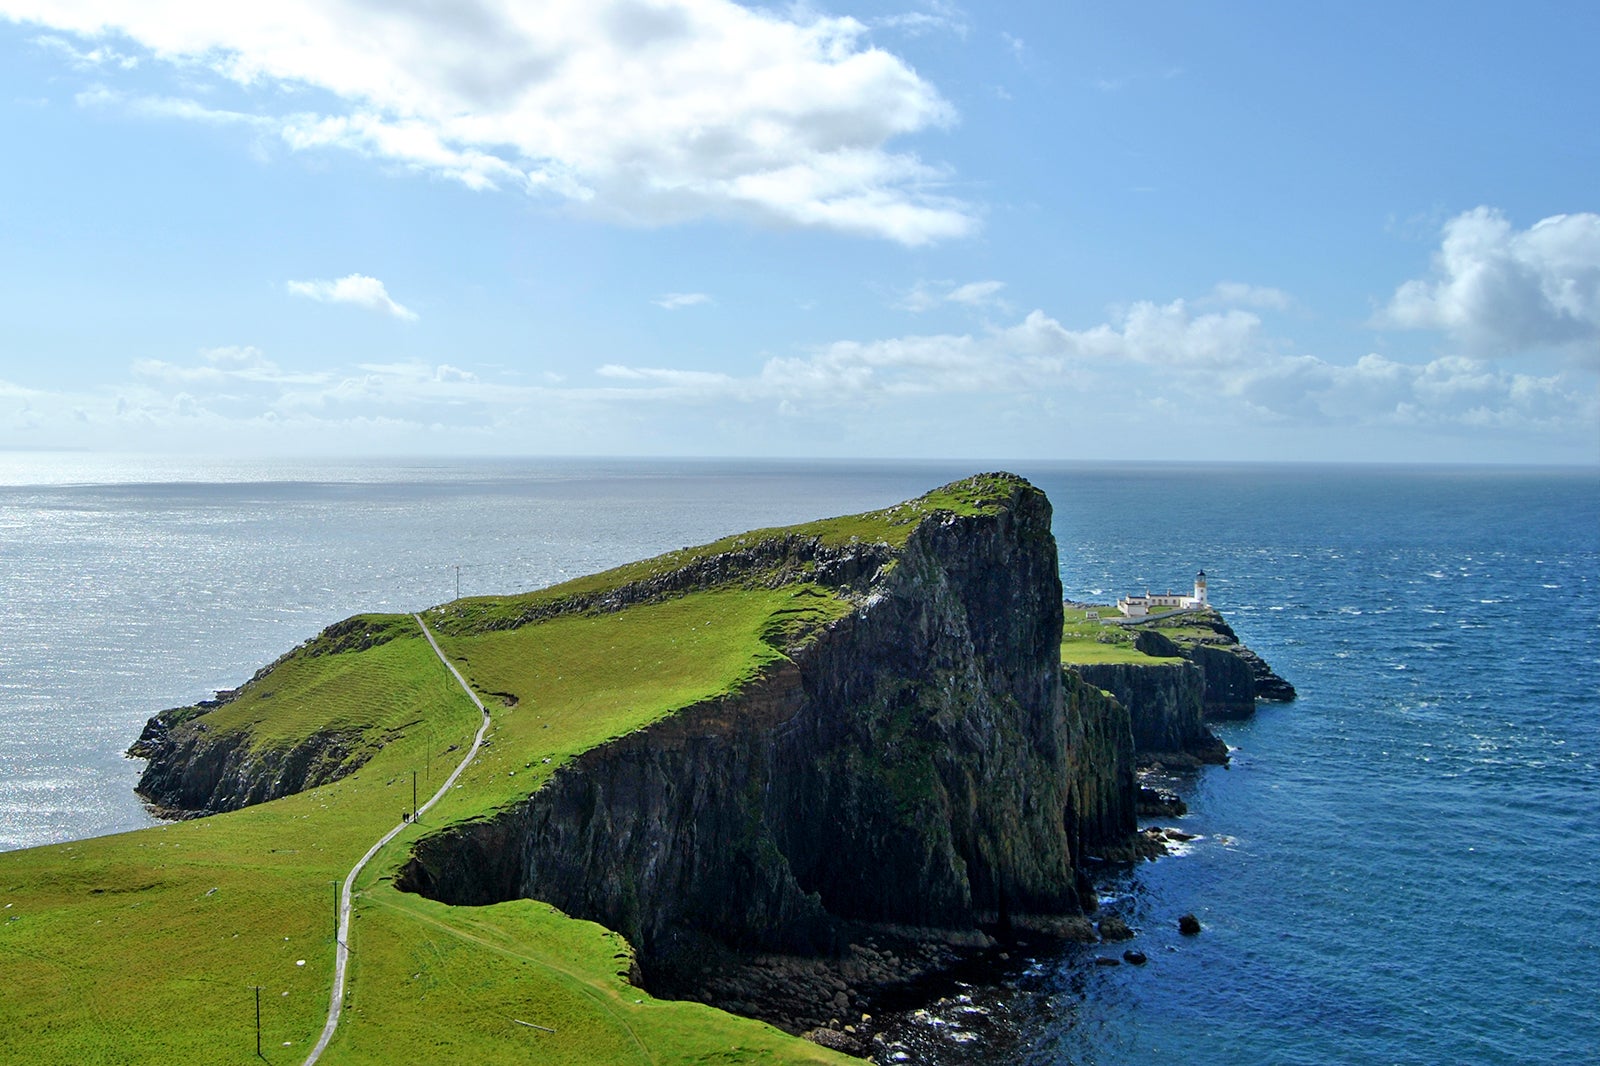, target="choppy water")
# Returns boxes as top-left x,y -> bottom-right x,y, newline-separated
2,456 -> 1596,1064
